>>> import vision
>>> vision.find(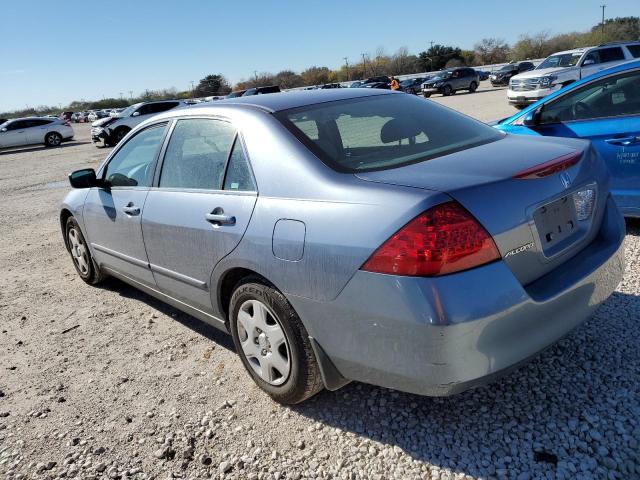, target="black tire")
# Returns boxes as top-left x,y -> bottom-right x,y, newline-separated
443,85 -> 453,96
65,217 -> 105,285
469,81 -> 478,93
229,277 -> 323,404
45,132 -> 62,147
113,128 -> 129,145
423,92 -> 431,98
